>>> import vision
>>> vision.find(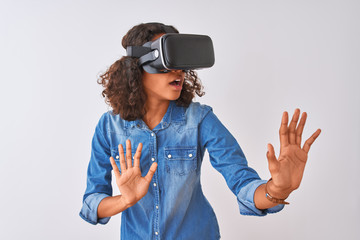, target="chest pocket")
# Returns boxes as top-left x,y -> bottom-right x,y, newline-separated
164,146 -> 197,176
